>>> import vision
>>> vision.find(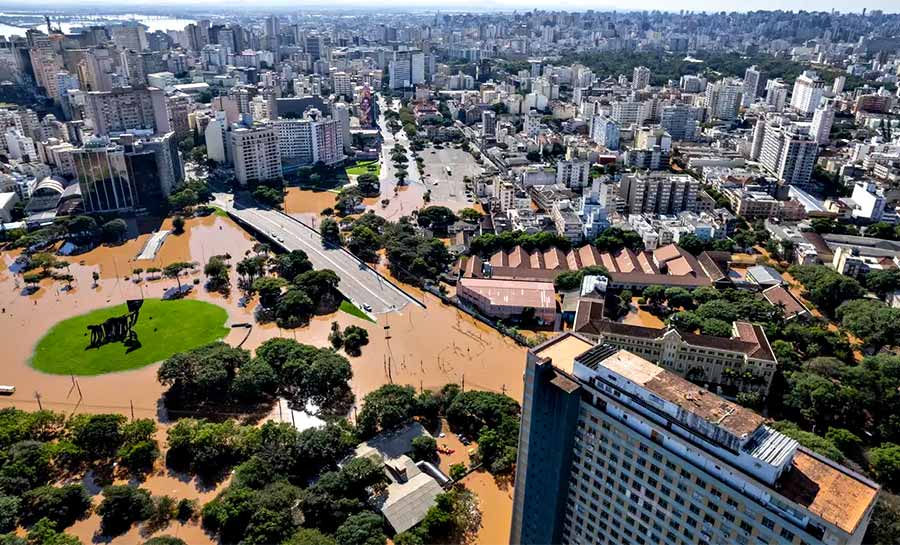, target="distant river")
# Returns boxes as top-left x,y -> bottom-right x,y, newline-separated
0,14 -> 195,38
